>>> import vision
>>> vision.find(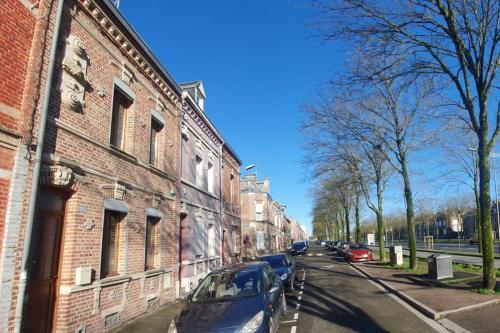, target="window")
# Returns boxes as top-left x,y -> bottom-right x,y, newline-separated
196,155 -> 203,188
110,88 -> 132,150
208,223 -> 216,257
195,216 -> 205,257
255,202 -> 263,221
232,227 -> 237,254
149,118 -> 163,167
145,216 -> 159,270
229,174 -> 234,203
207,161 -> 214,193
101,210 -> 124,278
